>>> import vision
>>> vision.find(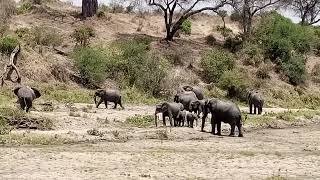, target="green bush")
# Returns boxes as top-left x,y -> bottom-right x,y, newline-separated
181,19 -> 192,35
224,35 -> 243,52
71,26 -> 95,46
106,37 -> 168,96
73,47 -> 107,86
216,25 -> 232,39
0,36 -> 19,55
240,42 -> 264,66
280,54 -> 306,86
0,25 -> 8,37
200,49 -> 235,83
218,68 -> 251,100
255,11 -> 313,61
17,2 -> 33,14
205,35 -> 216,46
